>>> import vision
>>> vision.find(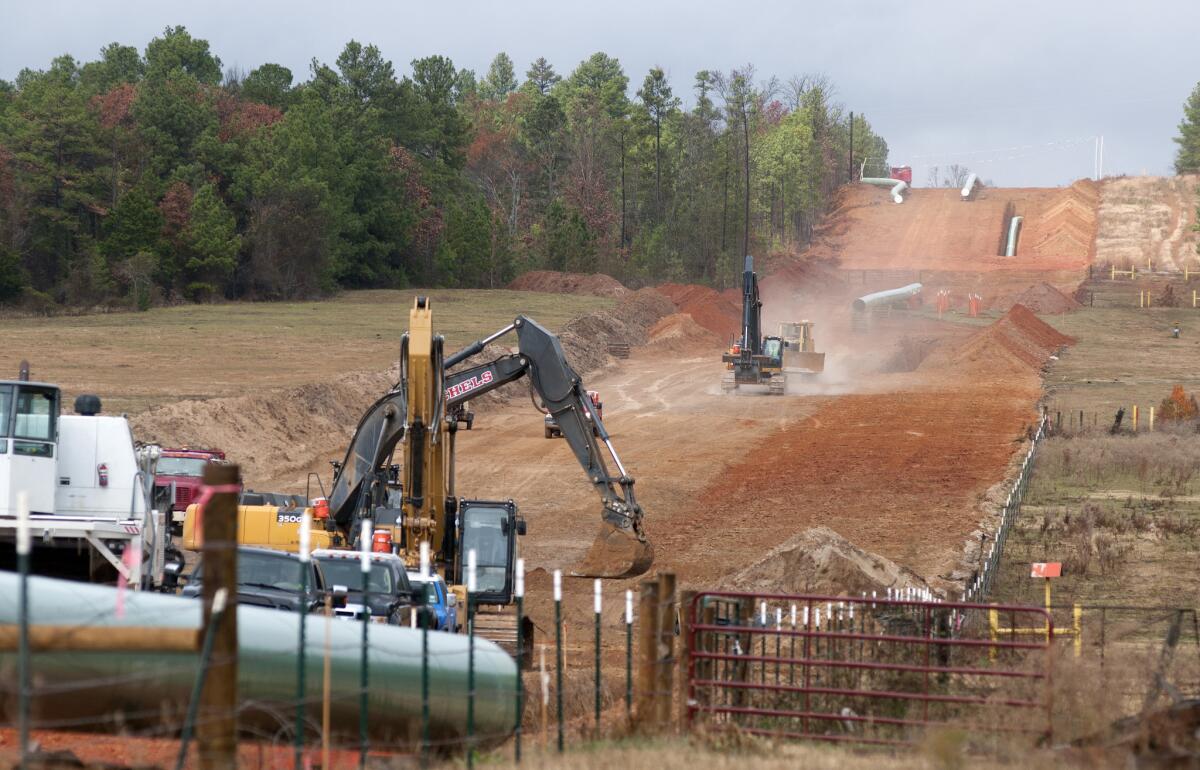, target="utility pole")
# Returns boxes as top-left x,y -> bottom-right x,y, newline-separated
849,111 -> 854,181
198,463 -> 240,769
